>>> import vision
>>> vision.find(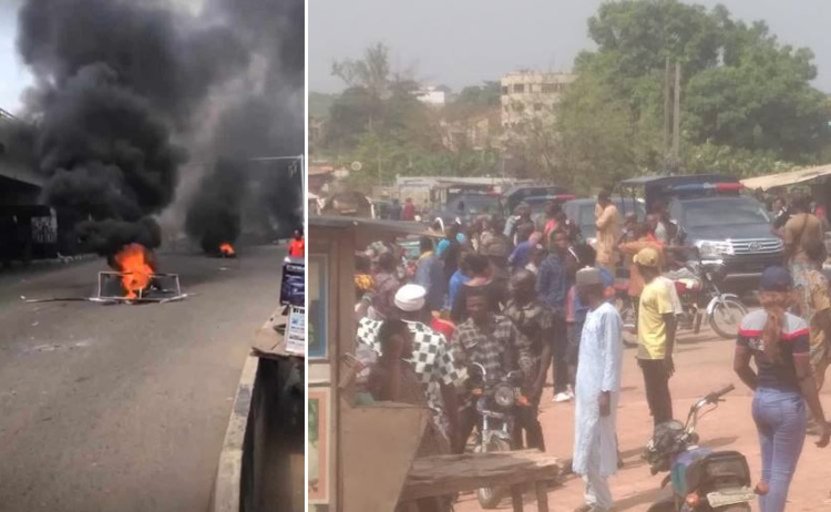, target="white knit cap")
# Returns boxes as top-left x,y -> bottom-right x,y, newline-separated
394,284 -> 427,312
